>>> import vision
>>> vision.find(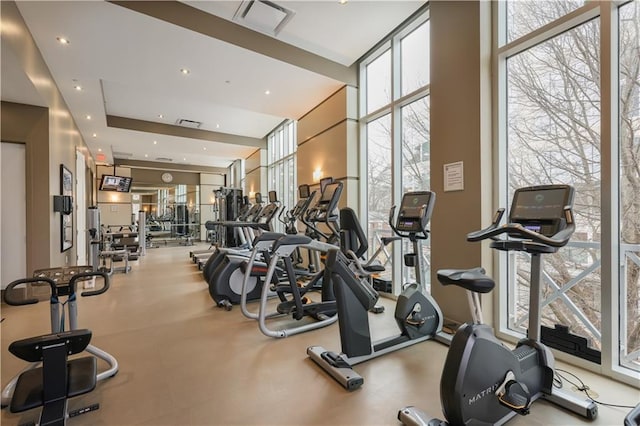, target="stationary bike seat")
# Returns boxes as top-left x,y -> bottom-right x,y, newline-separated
437,267 -> 495,293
